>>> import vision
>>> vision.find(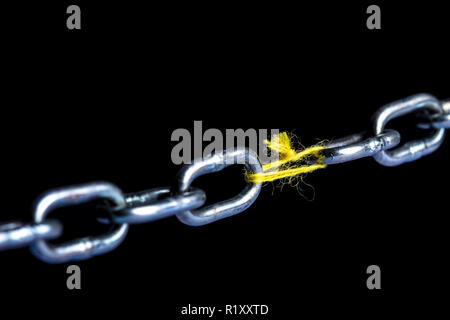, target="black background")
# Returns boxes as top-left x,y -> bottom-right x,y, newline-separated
1,1 -> 449,318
